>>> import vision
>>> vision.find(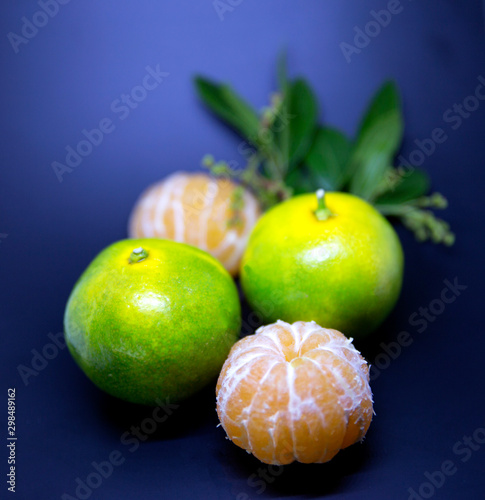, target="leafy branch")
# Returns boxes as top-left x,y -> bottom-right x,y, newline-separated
194,57 -> 454,246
